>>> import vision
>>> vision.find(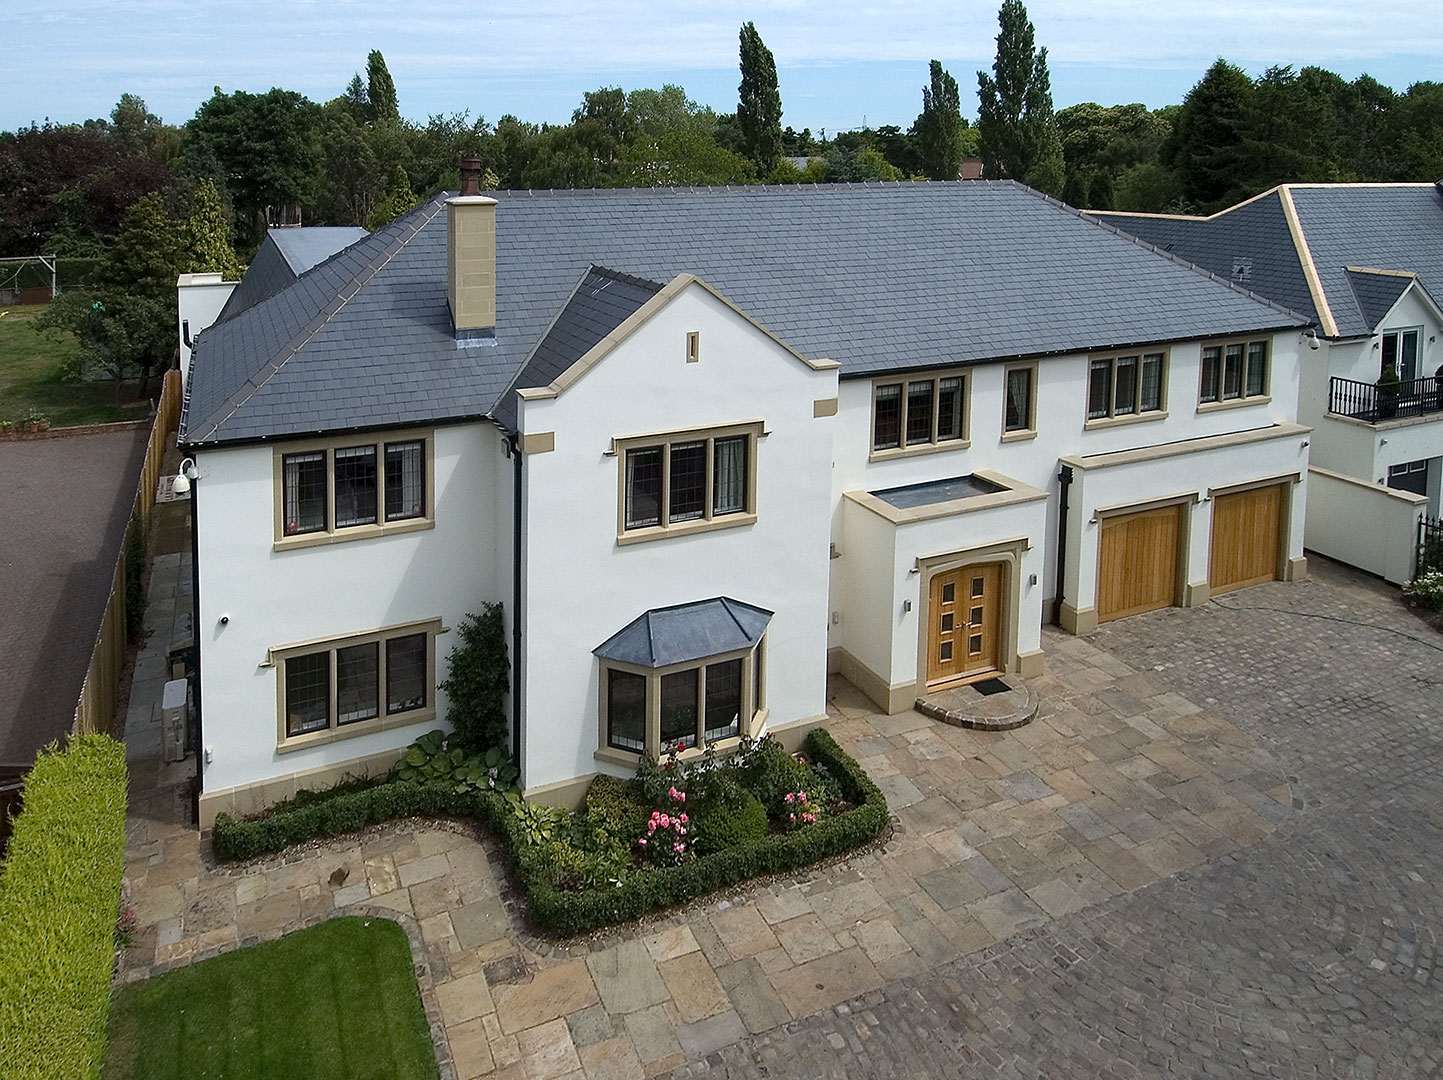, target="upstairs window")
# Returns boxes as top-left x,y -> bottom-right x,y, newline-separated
616,423 -> 760,542
1200,338 -> 1269,405
1003,362 -> 1037,436
276,431 -> 433,547
871,372 -> 968,455
1088,351 -> 1166,422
